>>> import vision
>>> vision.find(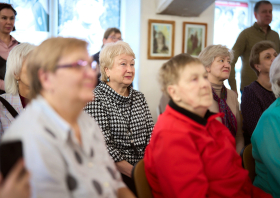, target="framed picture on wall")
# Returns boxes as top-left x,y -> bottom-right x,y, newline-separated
182,22 -> 207,57
148,19 -> 175,59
